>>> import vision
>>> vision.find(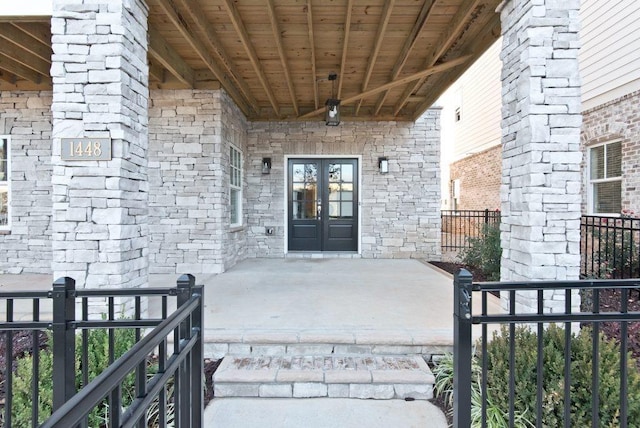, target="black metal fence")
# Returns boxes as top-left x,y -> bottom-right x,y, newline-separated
581,214 -> 640,279
0,274 -> 203,428
441,209 -> 501,251
453,269 -> 640,428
